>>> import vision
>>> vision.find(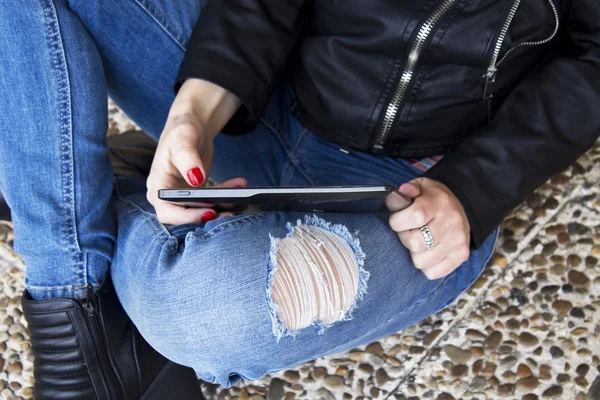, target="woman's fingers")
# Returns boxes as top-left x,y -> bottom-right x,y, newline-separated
168,125 -> 207,187
152,177 -> 249,225
211,177 -> 248,189
155,202 -> 217,225
398,217 -> 443,253
389,196 -> 435,232
421,256 -> 468,280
